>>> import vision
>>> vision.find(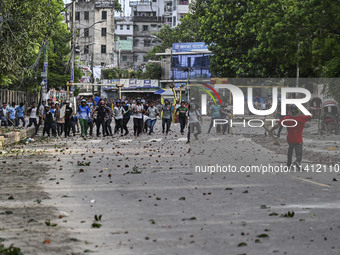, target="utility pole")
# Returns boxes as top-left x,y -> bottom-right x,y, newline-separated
68,0 -> 76,100
91,51 -> 94,96
41,40 -> 49,100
